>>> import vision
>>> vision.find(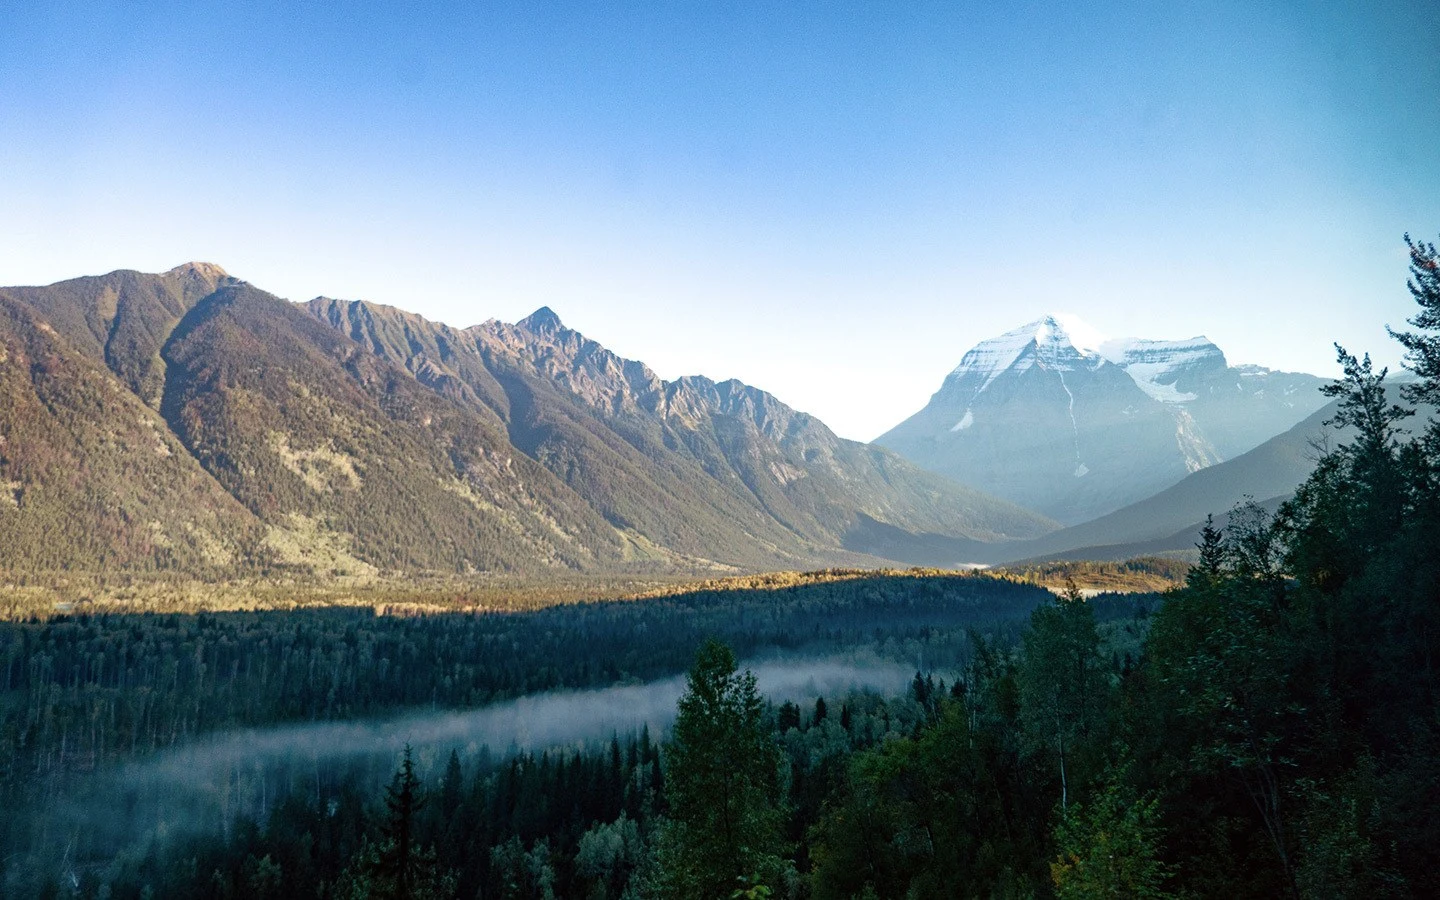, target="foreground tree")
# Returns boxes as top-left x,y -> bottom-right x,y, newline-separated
655,640 -> 788,898
1051,767 -> 1172,900
1133,233 -> 1440,898
337,747 -> 456,900
1390,233 -> 1440,406
1017,583 -> 1110,811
